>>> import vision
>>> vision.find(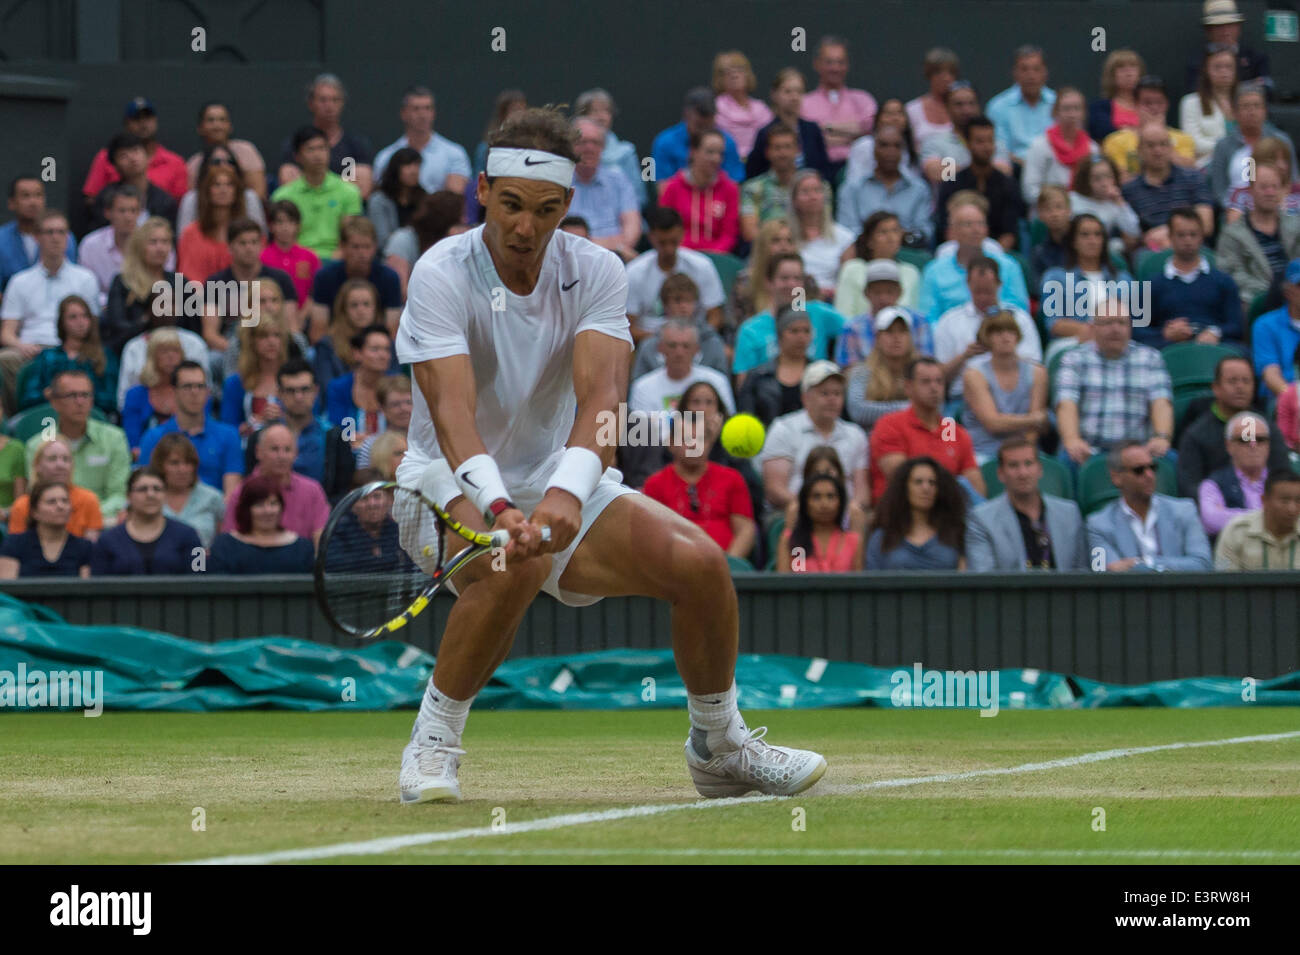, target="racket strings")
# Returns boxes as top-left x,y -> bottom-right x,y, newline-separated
318,486 -> 443,635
